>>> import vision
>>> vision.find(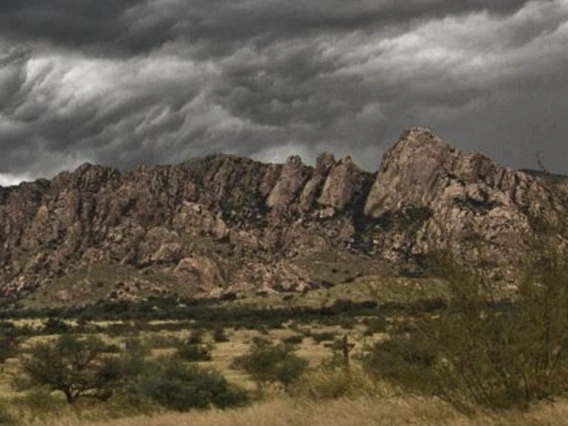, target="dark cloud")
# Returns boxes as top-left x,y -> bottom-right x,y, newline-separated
0,0 -> 530,55
0,0 -> 567,185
